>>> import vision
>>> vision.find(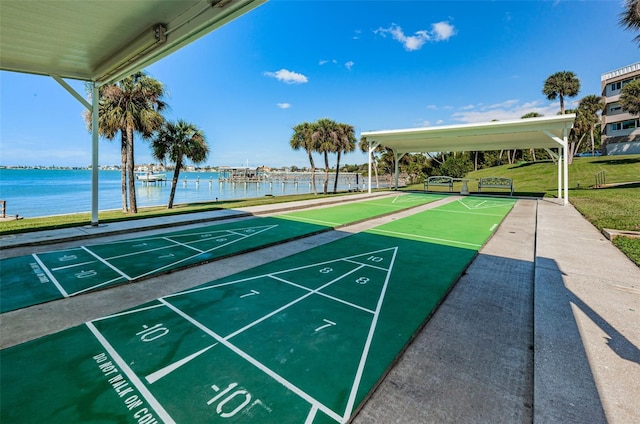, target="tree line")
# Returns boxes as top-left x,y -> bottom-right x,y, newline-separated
289,119 -> 357,194
320,69 -> 640,187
